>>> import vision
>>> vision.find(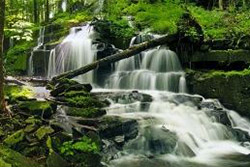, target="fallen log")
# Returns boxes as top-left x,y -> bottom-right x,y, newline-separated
51,34 -> 178,83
